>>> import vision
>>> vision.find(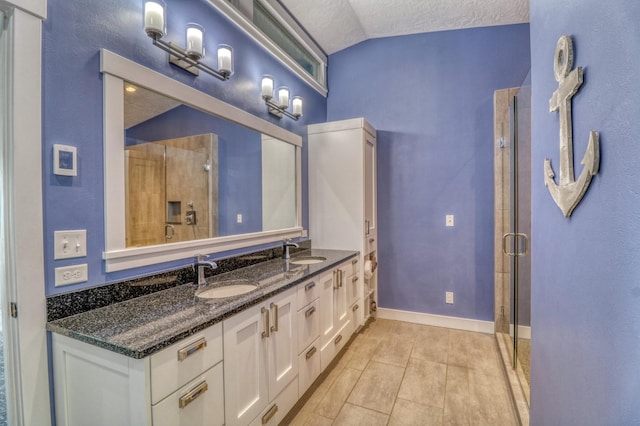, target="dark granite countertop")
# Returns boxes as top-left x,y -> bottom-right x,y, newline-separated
46,249 -> 358,359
